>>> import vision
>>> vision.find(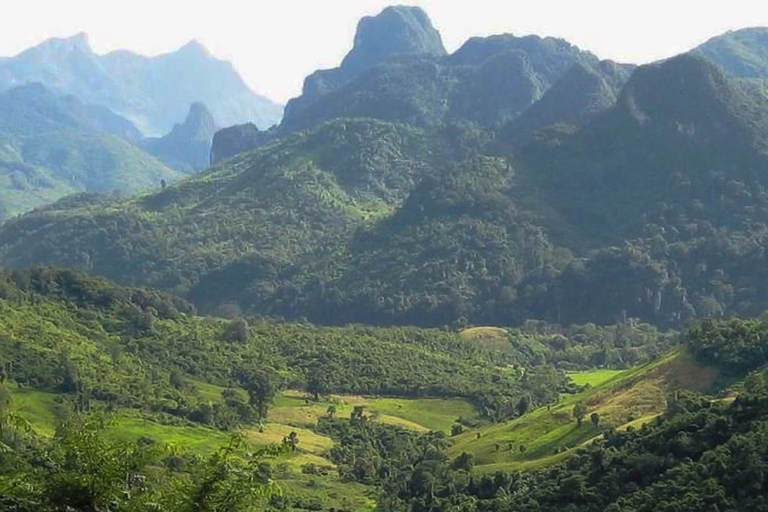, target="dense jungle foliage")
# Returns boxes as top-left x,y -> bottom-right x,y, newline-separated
0,268 -> 676,429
